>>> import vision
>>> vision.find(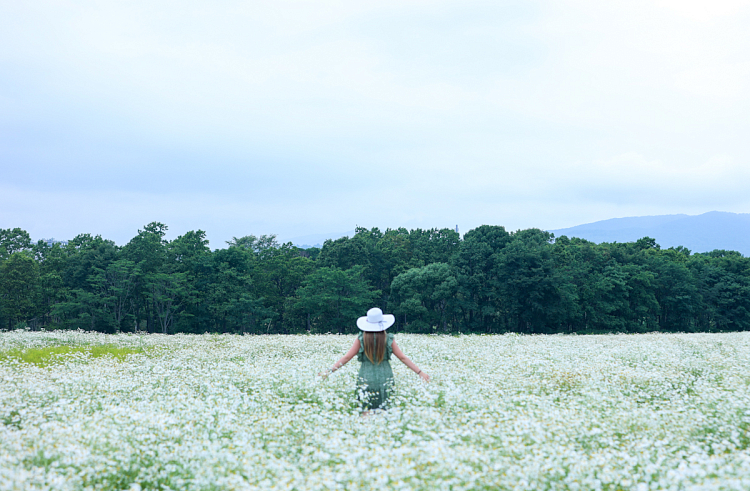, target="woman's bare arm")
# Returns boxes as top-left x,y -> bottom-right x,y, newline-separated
319,338 -> 360,378
392,340 -> 430,382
